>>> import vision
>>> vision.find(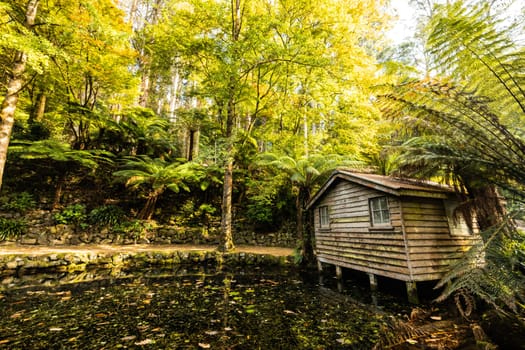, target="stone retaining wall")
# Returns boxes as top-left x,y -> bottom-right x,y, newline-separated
0,249 -> 296,284
2,210 -> 297,247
